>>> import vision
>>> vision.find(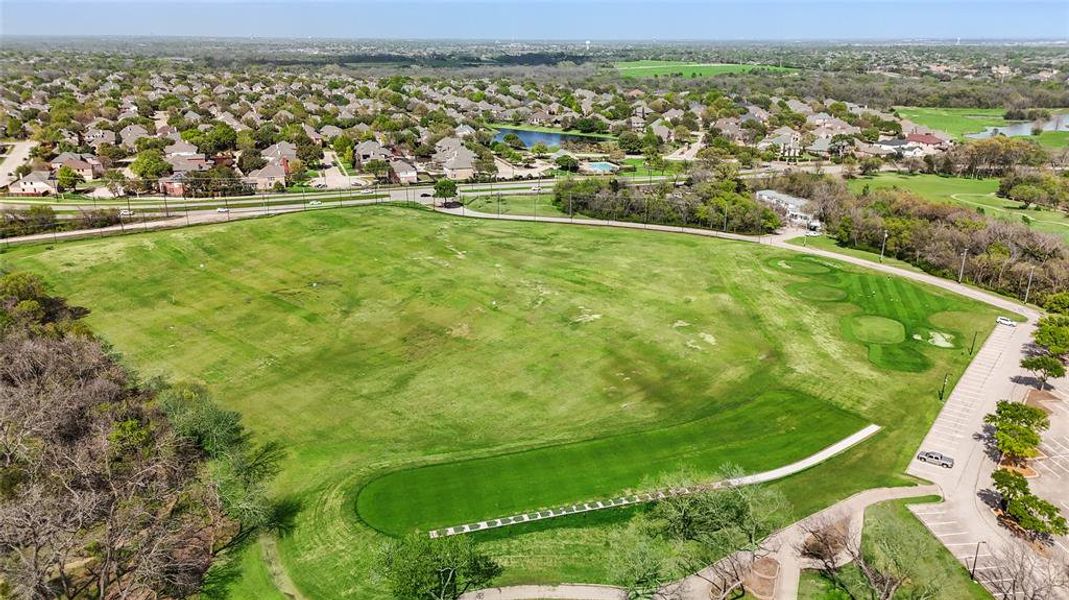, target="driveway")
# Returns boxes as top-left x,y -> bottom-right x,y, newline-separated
0,140 -> 37,187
